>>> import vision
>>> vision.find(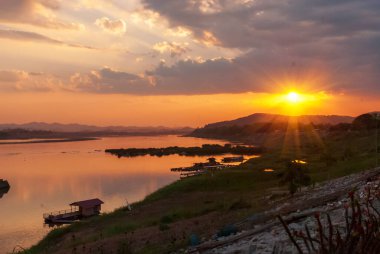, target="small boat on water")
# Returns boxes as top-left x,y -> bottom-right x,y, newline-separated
43,198 -> 104,224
